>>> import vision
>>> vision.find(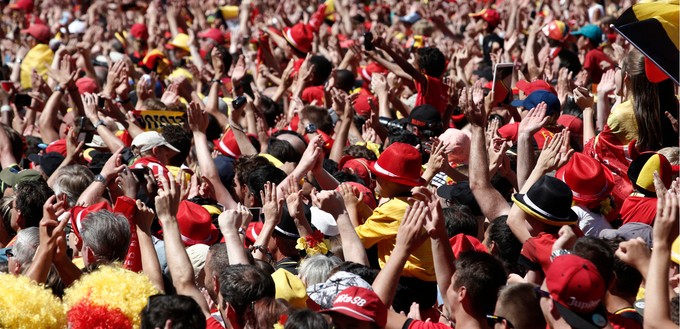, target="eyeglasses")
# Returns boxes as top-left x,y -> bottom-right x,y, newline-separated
437,304 -> 455,325
534,286 -> 550,299
486,314 -> 514,328
5,249 -> 14,258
